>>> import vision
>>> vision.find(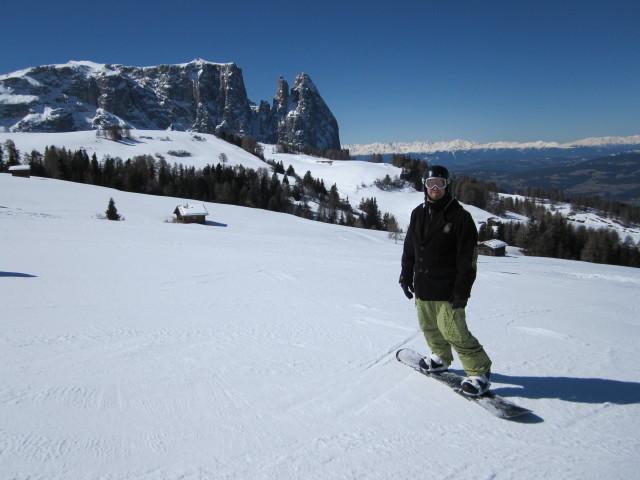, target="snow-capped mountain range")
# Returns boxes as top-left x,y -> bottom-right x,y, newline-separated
345,135 -> 640,156
345,135 -> 640,206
